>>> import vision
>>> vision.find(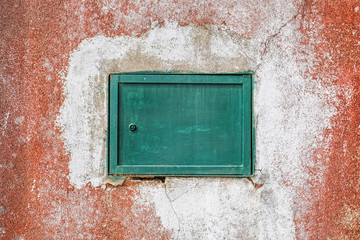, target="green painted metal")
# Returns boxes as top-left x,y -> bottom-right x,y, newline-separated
109,73 -> 254,176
